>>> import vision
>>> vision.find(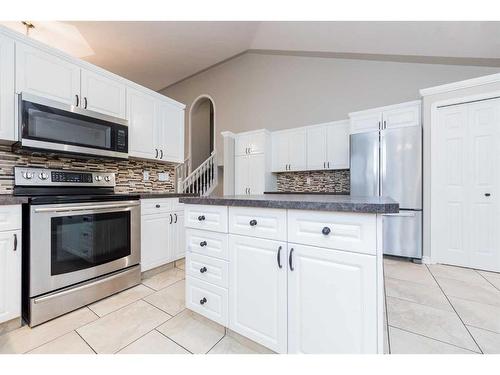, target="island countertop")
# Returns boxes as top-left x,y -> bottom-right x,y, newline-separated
179,194 -> 399,214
